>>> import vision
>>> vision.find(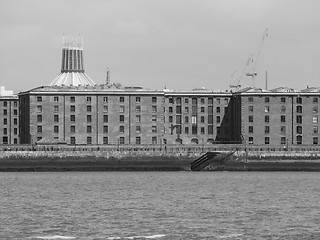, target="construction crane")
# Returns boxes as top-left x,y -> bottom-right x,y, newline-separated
230,28 -> 268,91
